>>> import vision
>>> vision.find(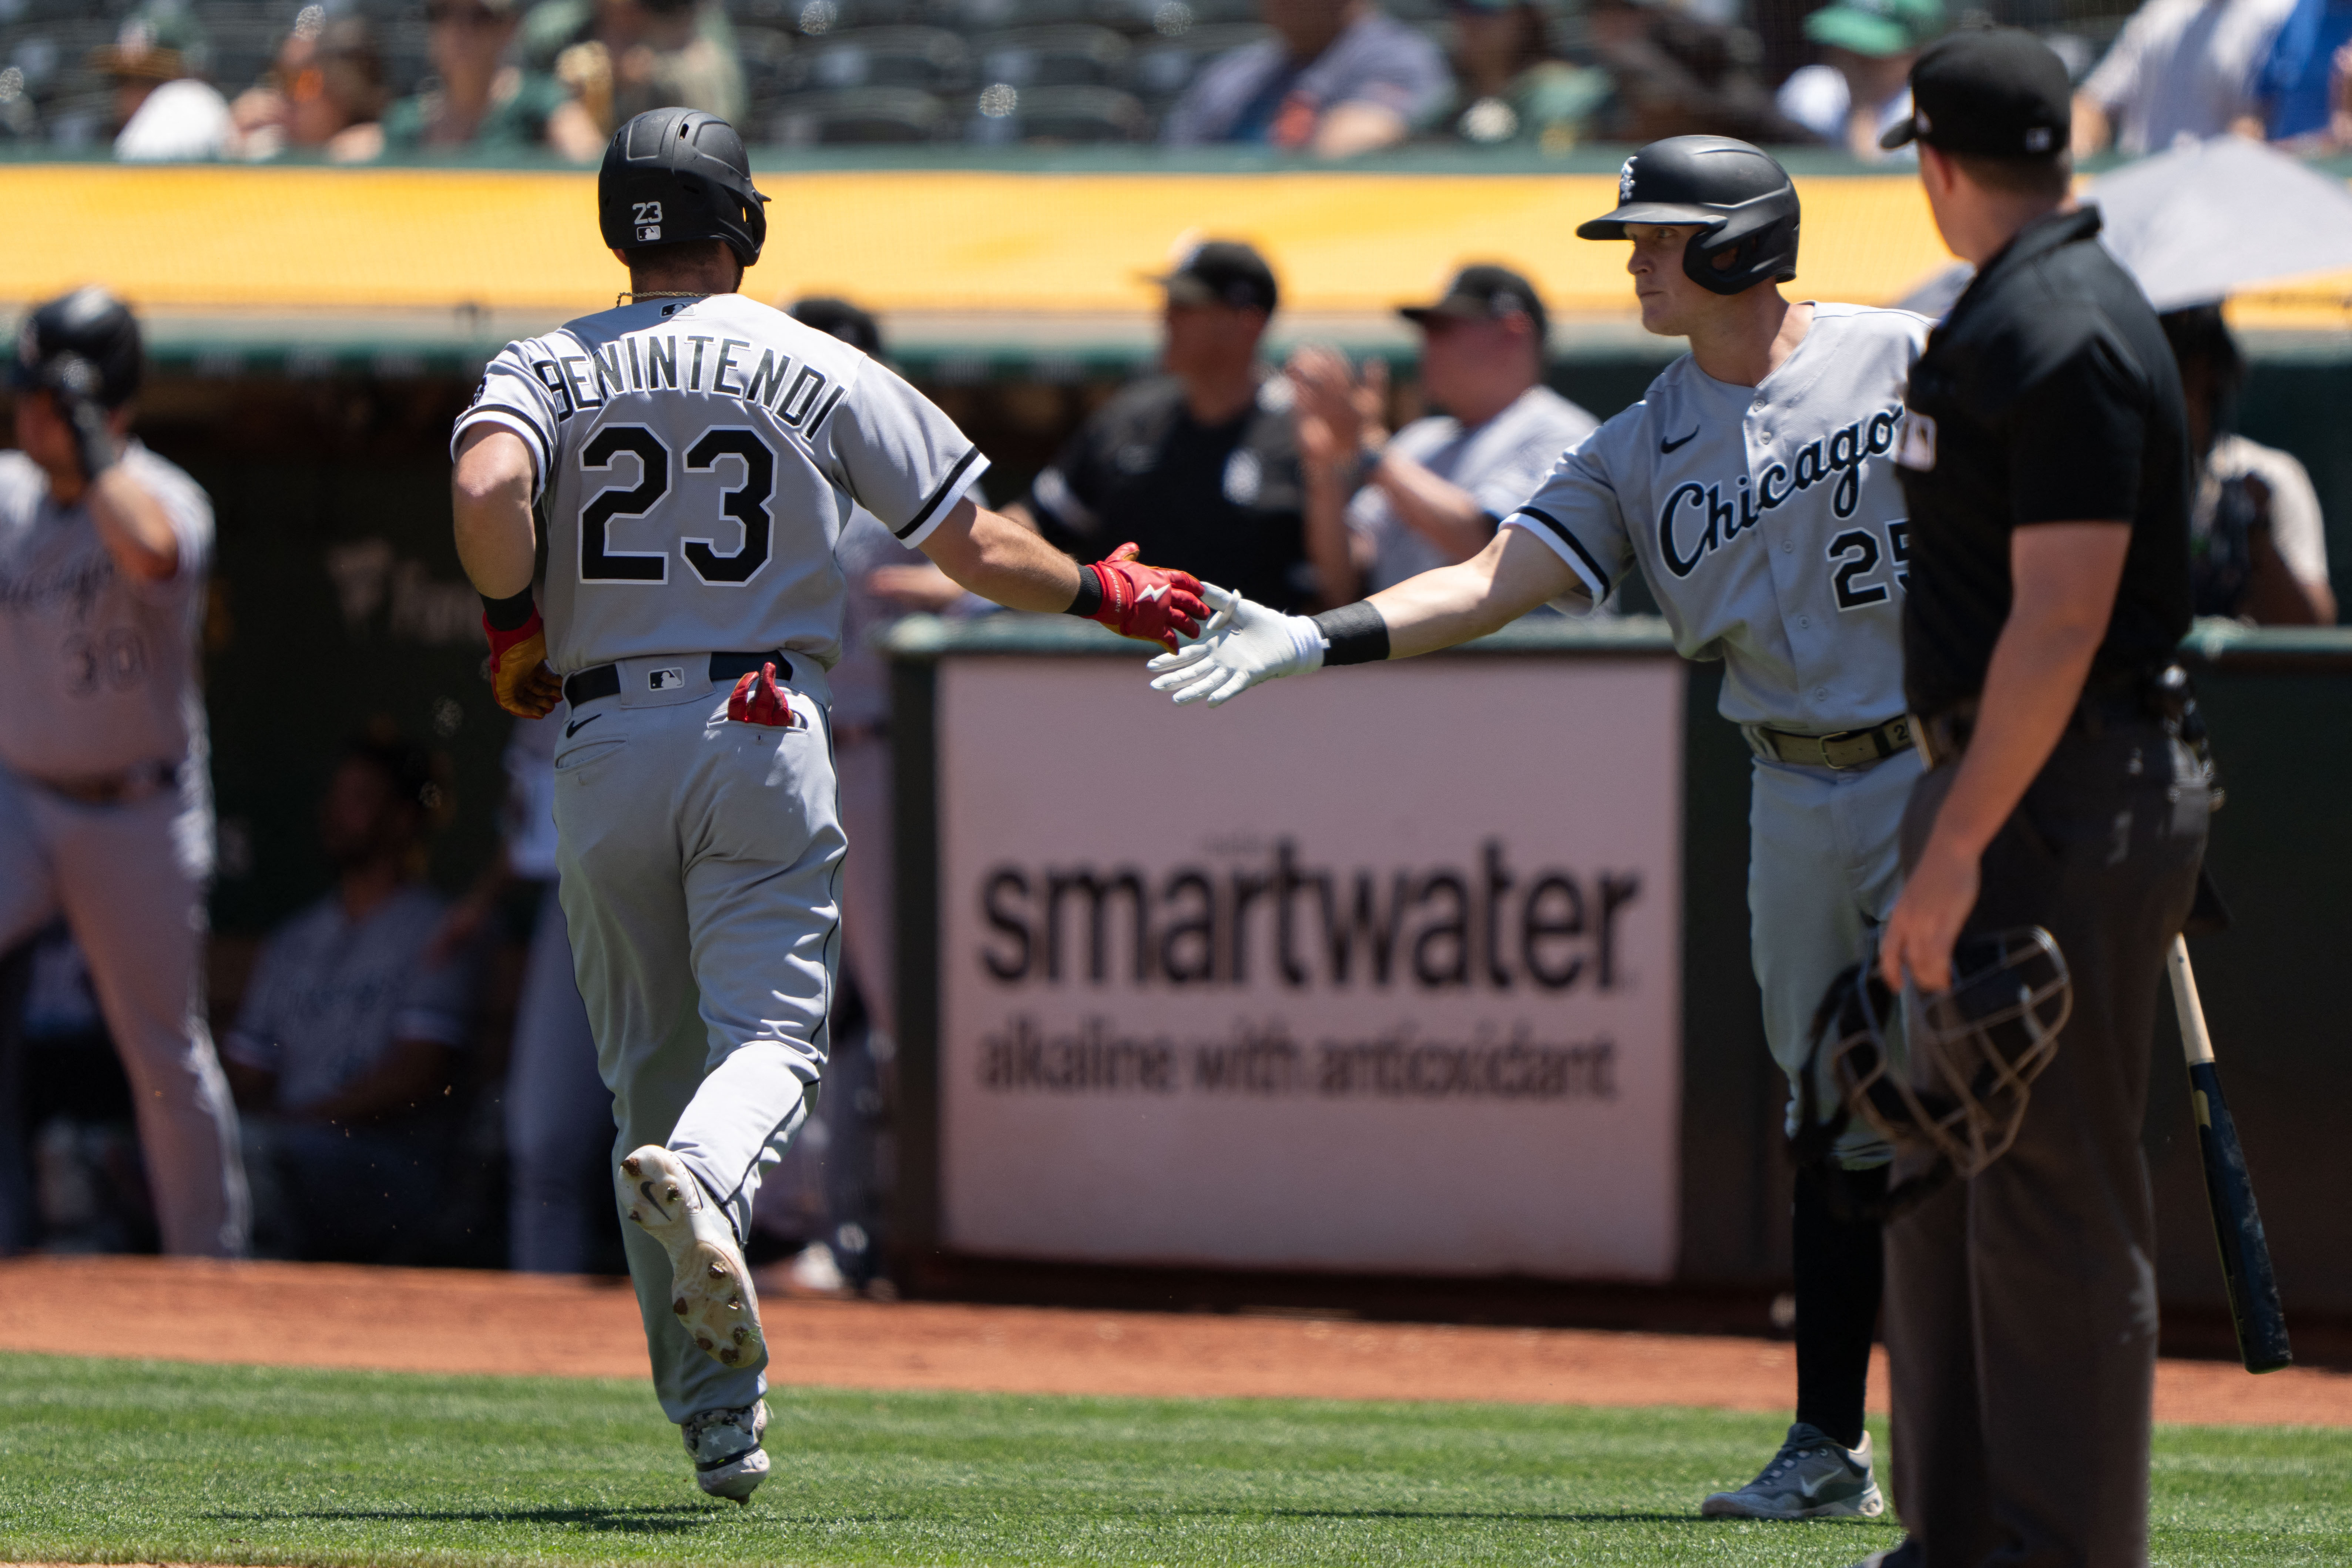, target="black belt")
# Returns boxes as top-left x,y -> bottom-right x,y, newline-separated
564,651 -> 791,710
1745,715 -> 1913,772
1915,665 -> 2188,770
